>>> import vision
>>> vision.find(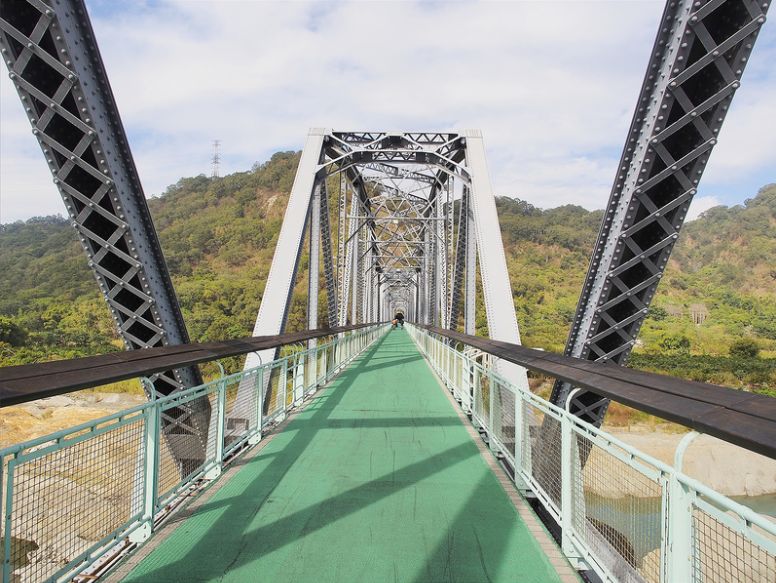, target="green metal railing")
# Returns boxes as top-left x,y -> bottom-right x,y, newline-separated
1,324 -> 387,583
407,324 -> 776,583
